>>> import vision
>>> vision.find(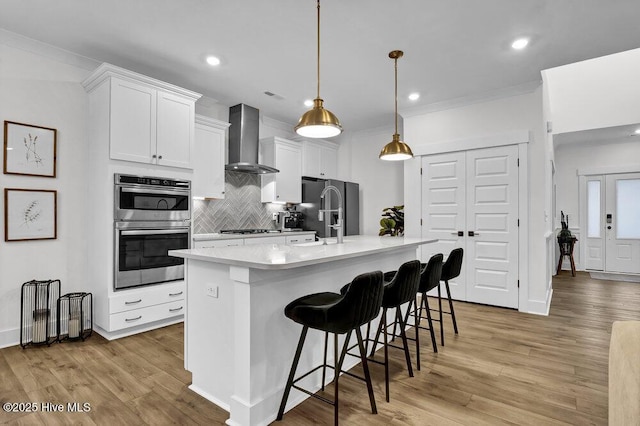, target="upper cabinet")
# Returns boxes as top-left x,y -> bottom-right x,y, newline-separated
193,115 -> 229,199
301,139 -> 338,179
260,137 -> 302,203
83,63 -> 201,169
